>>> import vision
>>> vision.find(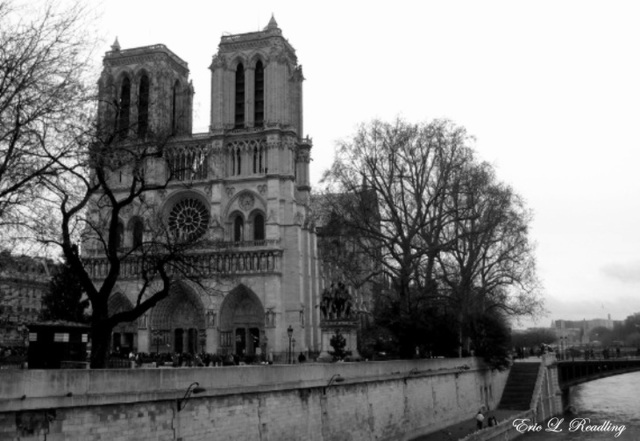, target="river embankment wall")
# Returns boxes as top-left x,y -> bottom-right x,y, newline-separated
0,358 -> 509,441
